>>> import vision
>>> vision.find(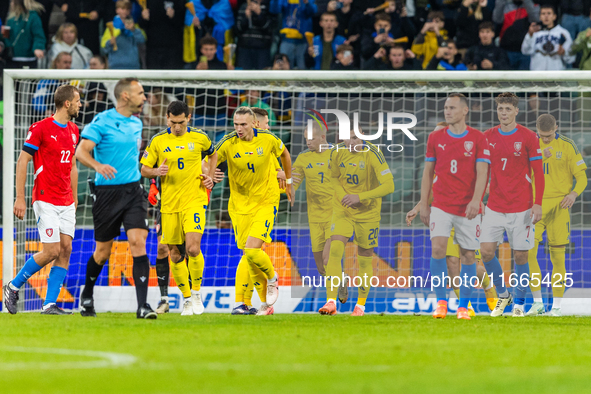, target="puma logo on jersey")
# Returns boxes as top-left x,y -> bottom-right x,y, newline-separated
438,144 -> 446,150
51,135 -> 57,141
489,143 -> 496,148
